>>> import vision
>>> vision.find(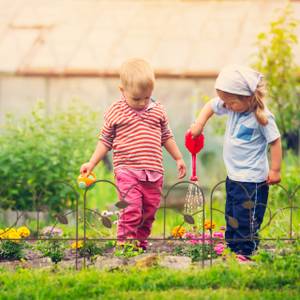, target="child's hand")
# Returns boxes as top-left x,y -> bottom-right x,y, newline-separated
80,162 -> 95,177
267,169 -> 281,185
190,123 -> 203,138
190,101 -> 214,137
176,158 -> 186,179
